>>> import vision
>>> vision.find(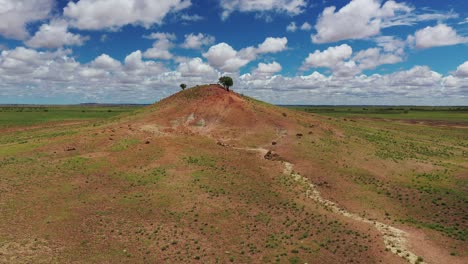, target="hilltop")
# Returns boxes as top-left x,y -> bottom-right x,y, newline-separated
0,85 -> 466,263
130,84 -> 325,144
